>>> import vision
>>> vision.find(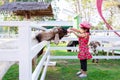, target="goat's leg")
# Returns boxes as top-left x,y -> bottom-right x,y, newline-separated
37,47 -> 45,57
95,58 -> 99,63
95,52 -> 99,63
112,50 -> 115,56
92,59 -> 95,63
67,45 -> 72,52
92,51 -> 95,63
32,57 -> 37,69
32,47 -> 45,69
